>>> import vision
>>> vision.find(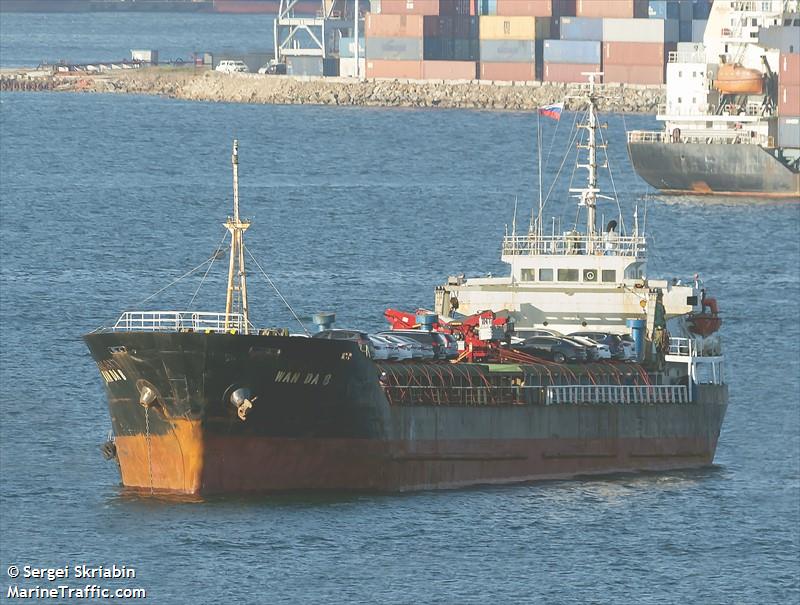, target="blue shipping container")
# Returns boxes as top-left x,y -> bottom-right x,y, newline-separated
366,37 -> 423,61
479,39 -> 537,63
339,37 -> 365,59
543,39 -> 602,65
648,1 -> 680,19
692,19 -> 707,42
478,0 -> 497,16
692,0 -> 711,20
559,17 -> 603,41
679,20 -> 692,42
